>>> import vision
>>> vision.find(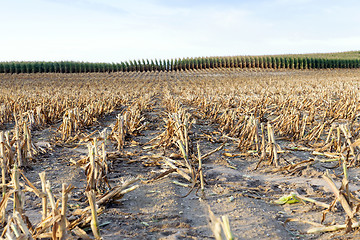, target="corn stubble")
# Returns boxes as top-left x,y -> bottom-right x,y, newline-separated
1,69 -> 360,238
145,69 -> 360,237
0,72 -> 149,239
0,165 -> 139,239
